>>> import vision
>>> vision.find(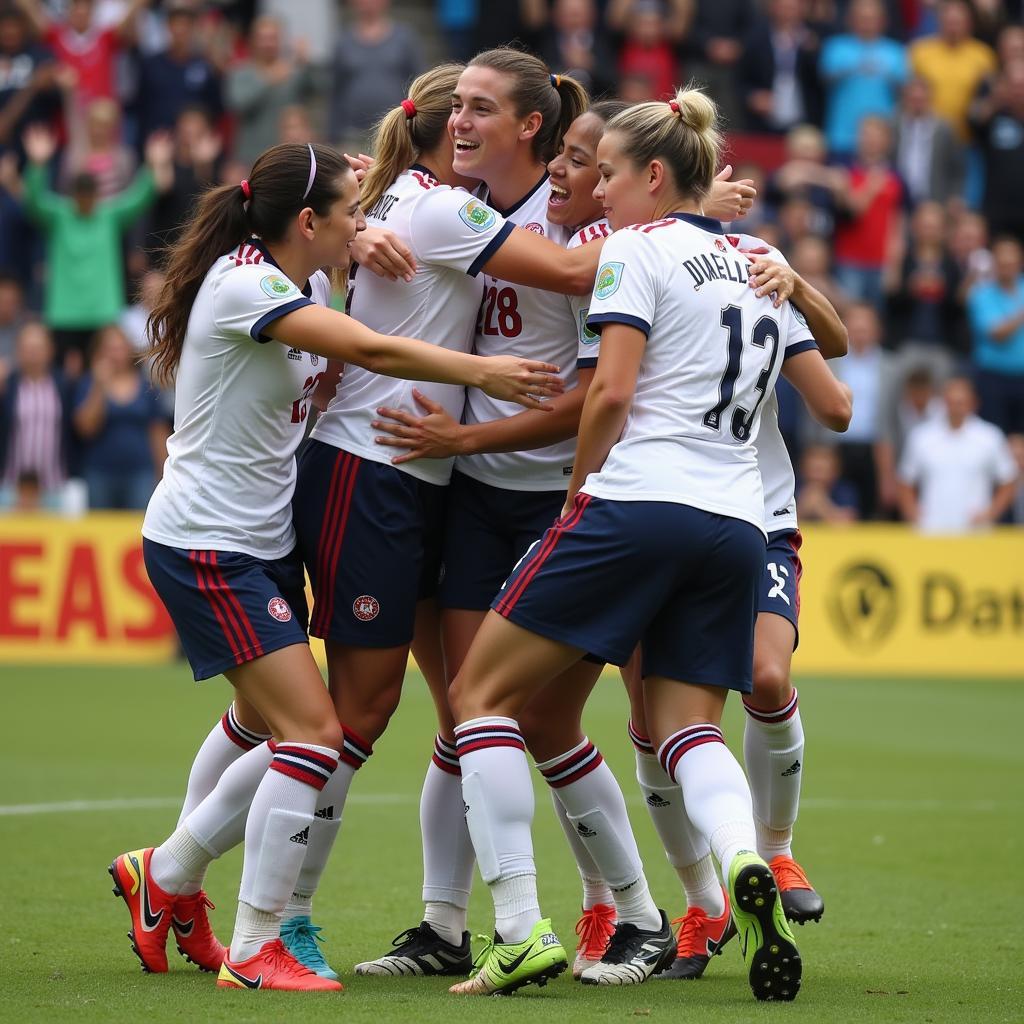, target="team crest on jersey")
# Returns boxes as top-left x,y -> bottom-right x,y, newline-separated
353,595 -> 380,621
287,348 -> 302,360
459,198 -> 497,233
267,597 -> 292,622
595,261 -> 624,299
260,274 -> 298,299
524,222 -> 545,234
715,238 -> 727,252
793,307 -> 809,328
578,308 -> 599,345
